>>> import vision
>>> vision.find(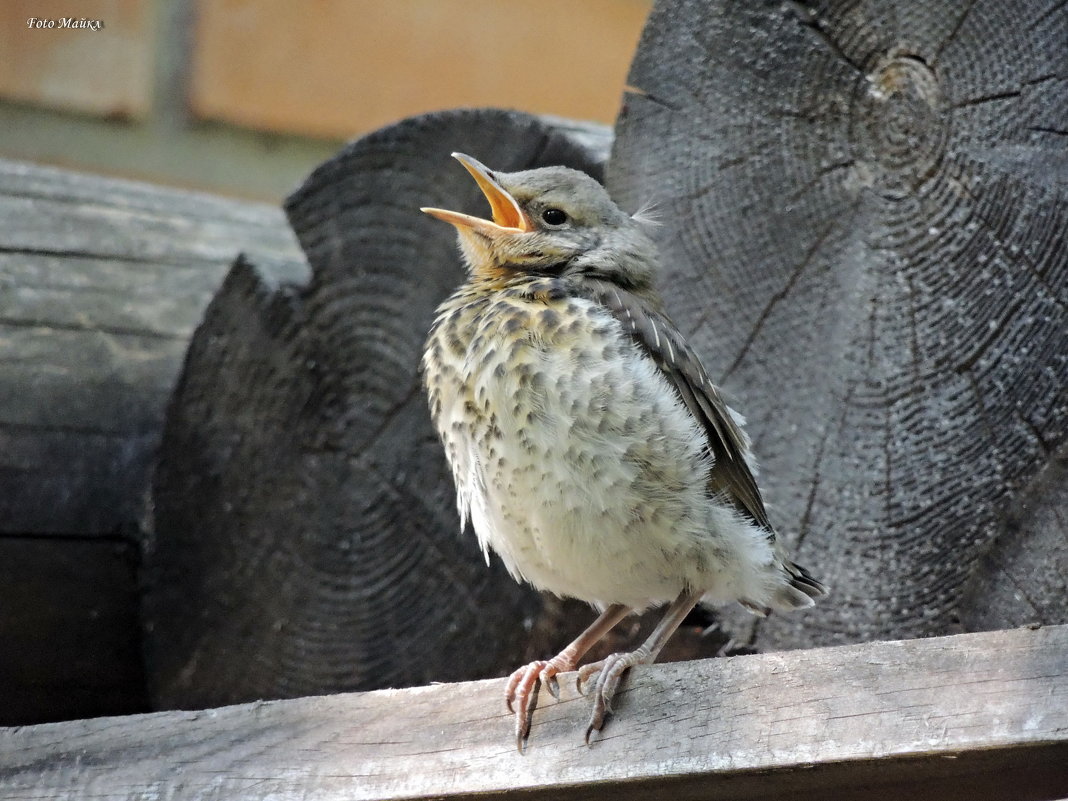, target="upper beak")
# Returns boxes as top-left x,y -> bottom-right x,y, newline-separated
421,153 -> 532,236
